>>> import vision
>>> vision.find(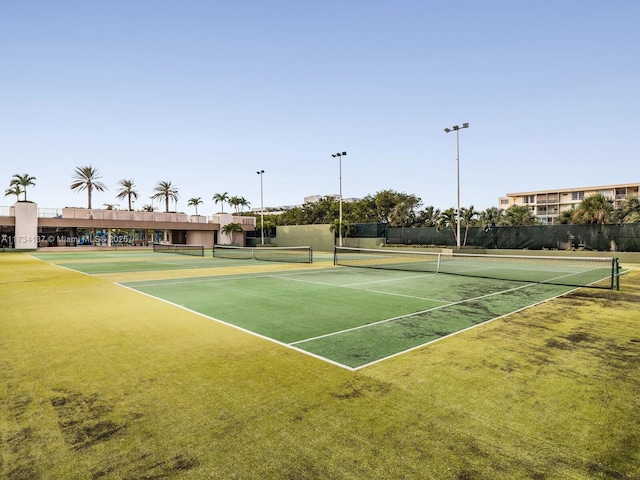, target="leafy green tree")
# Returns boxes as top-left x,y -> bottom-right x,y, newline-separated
502,205 -> 538,226
10,173 -> 36,201
221,222 -> 243,244
572,194 -> 614,224
152,180 -> 179,213
4,184 -> 23,202
213,192 -> 229,213
367,190 -> 422,224
187,197 -> 203,215
70,166 -> 107,209
115,179 -> 138,211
